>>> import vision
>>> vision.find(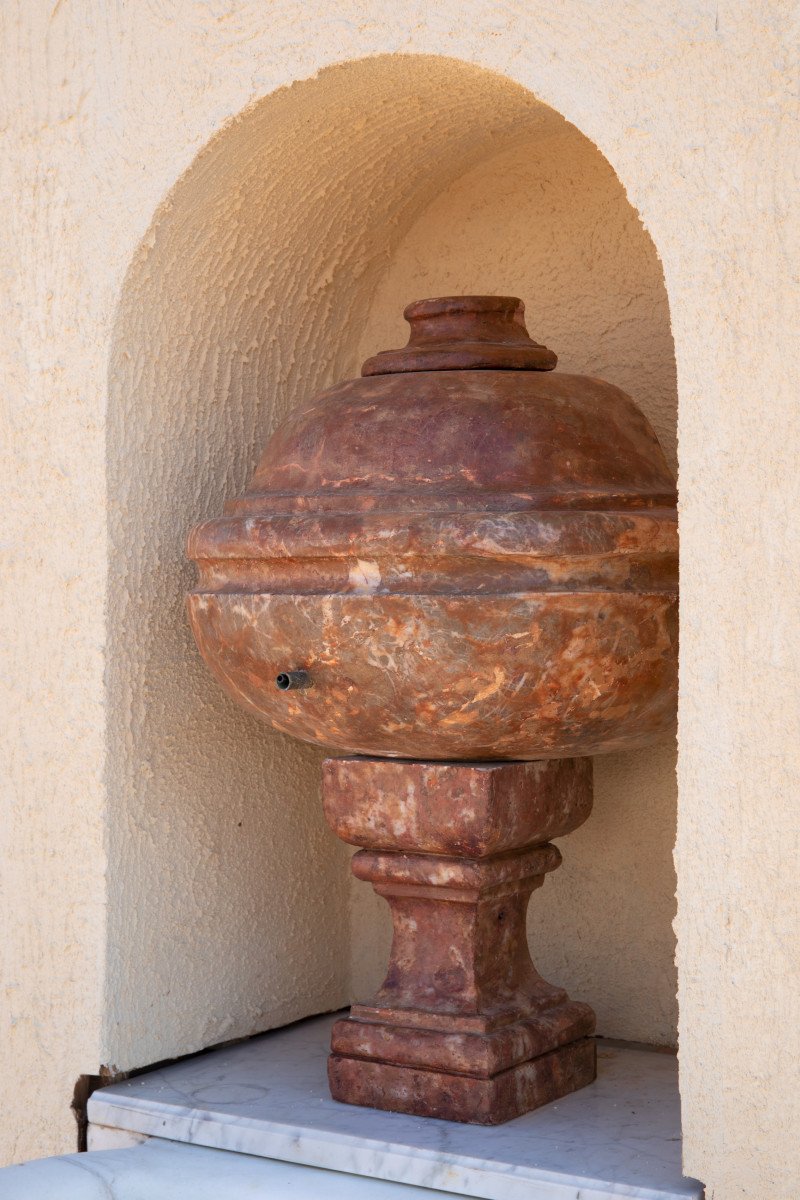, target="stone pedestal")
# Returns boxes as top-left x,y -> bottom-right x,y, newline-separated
322,757 -> 597,1125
